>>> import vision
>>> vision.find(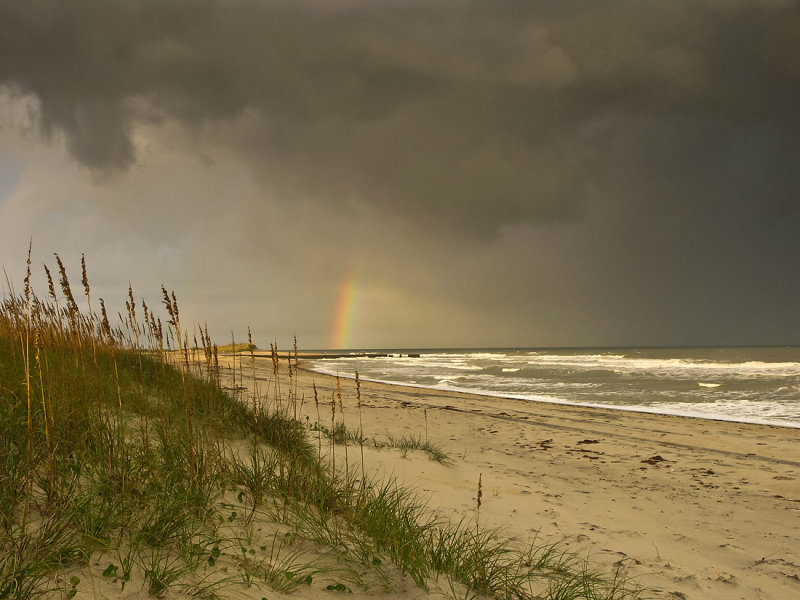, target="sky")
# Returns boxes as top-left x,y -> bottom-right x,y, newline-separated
1,0 -> 798,350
